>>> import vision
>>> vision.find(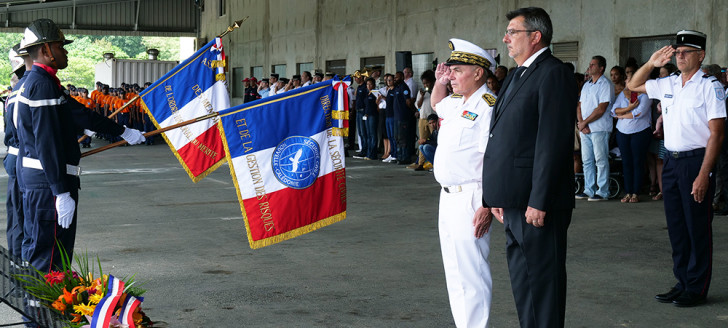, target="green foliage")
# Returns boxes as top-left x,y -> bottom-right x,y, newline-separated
0,33 -> 23,87
0,32 -> 180,89
14,242 -> 147,328
140,36 -> 180,61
